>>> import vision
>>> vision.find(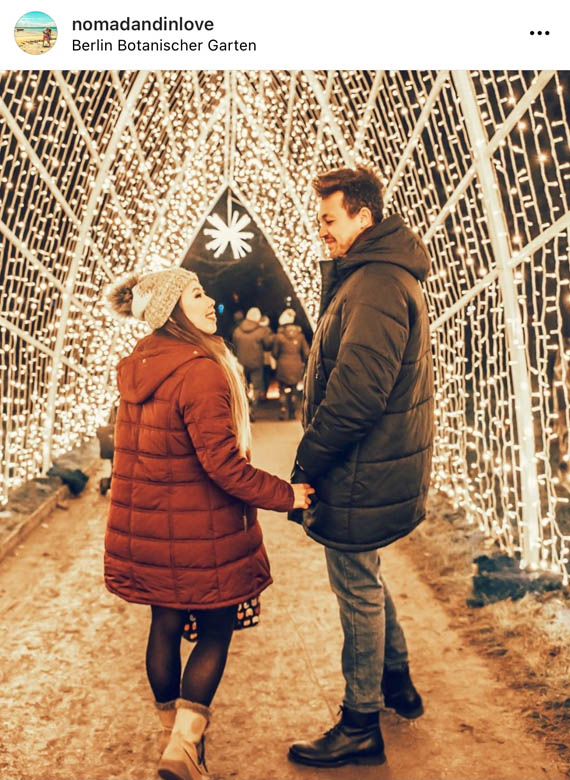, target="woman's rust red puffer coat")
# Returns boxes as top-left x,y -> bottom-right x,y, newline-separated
104,331 -> 294,610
